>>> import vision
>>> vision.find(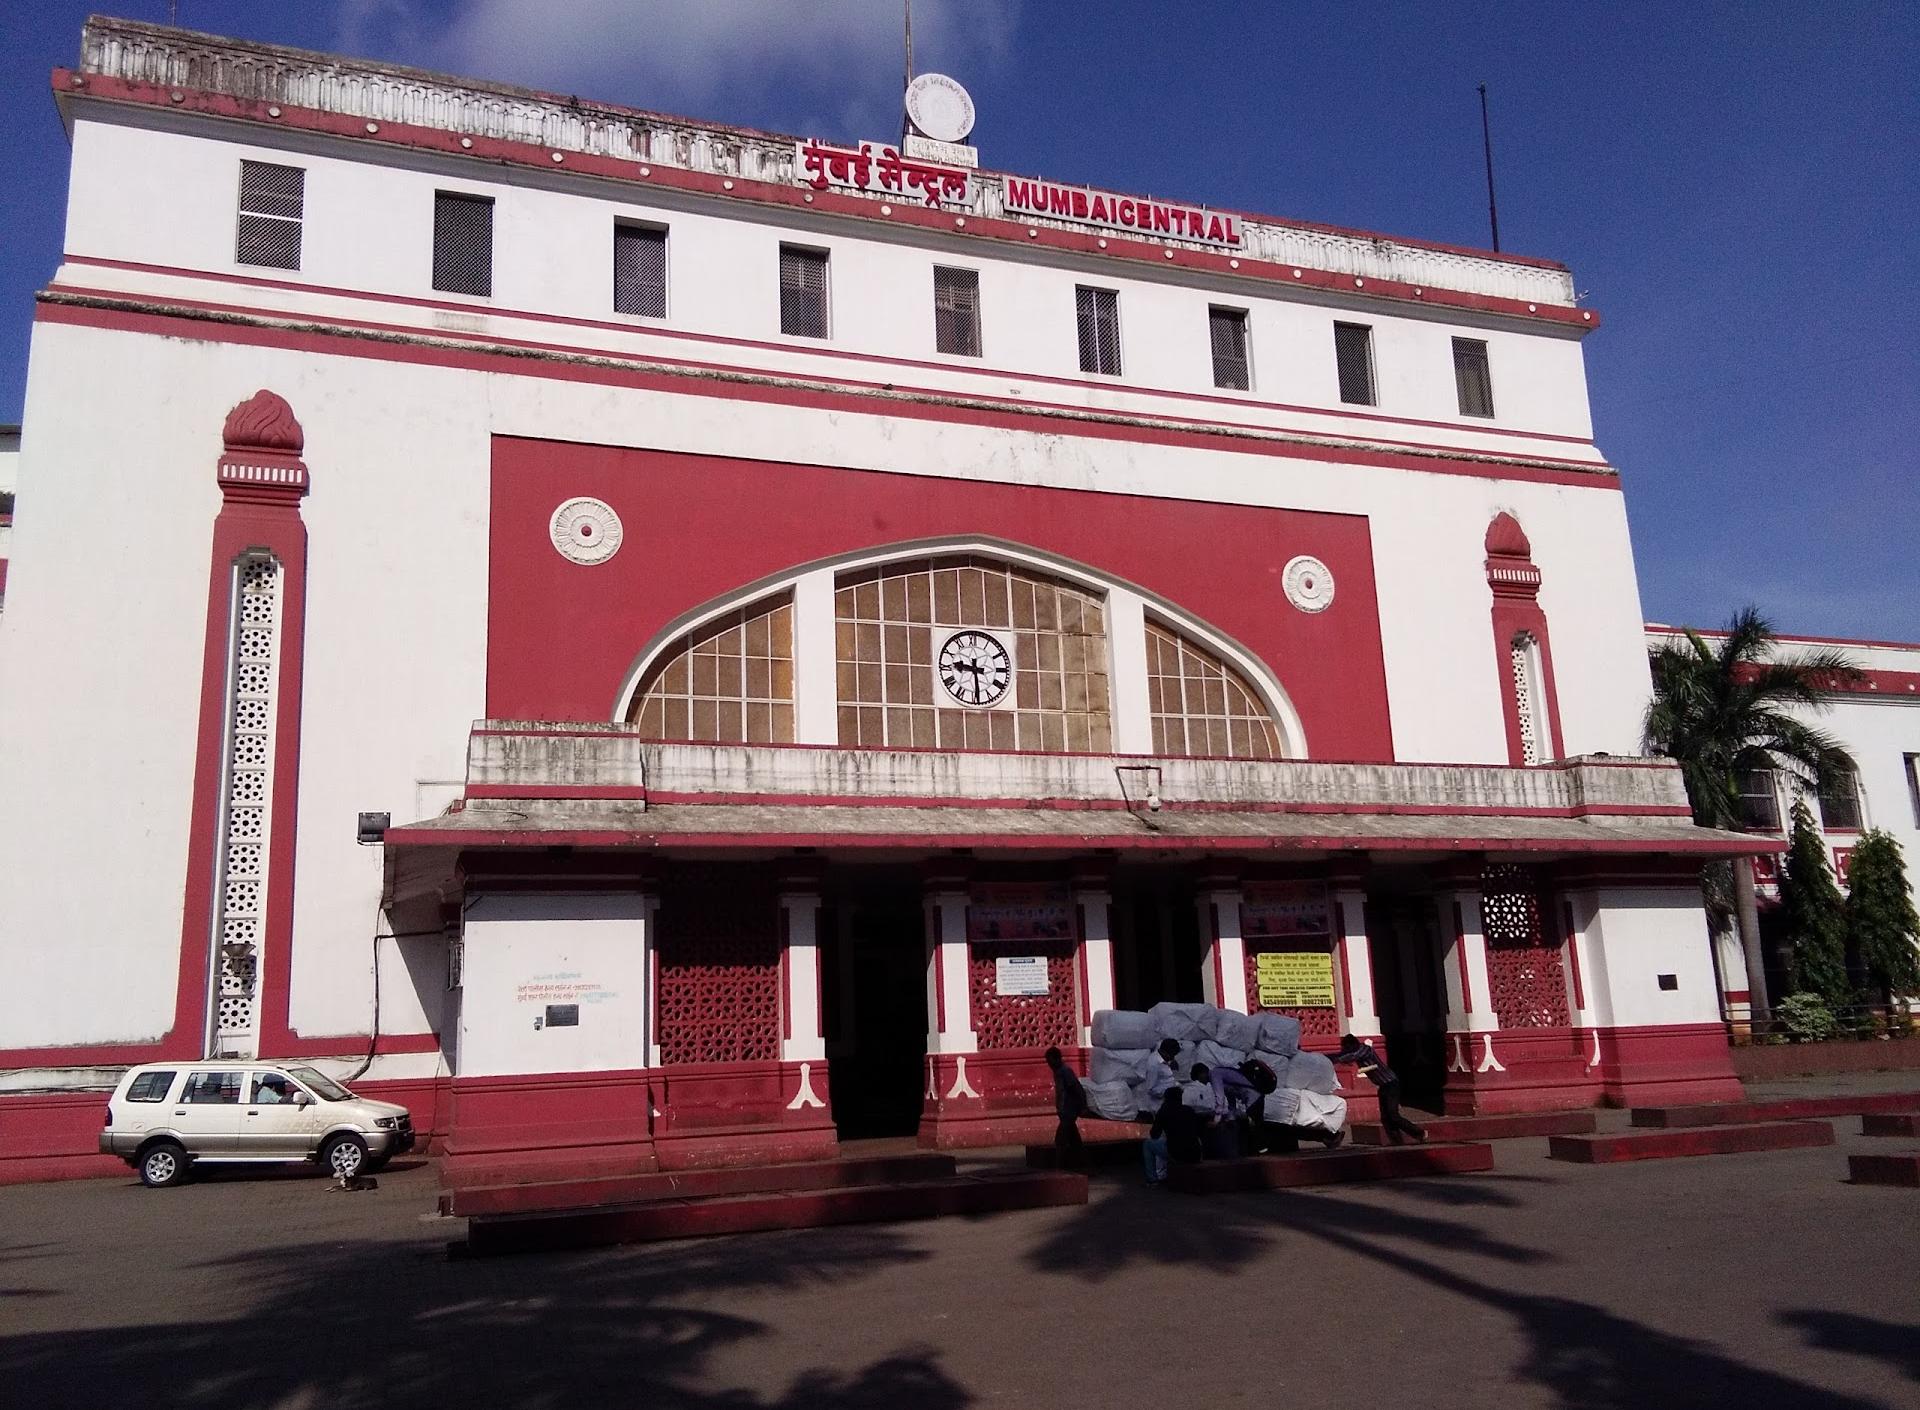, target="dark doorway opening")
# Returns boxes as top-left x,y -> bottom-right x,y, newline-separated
1112,871 -> 1204,1011
823,880 -> 929,1141
1368,891 -> 1447,1112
